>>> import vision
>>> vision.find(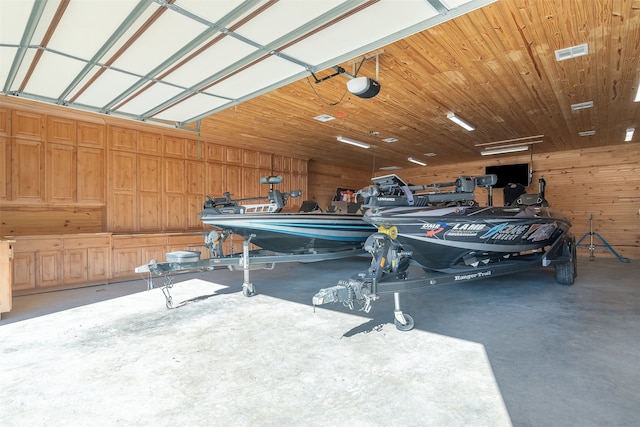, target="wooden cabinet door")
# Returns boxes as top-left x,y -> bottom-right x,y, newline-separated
112,248 -> 140,278
138,155 -> 162,231
0,136 -> 8,200
77,147 -> 105,203
87,247 -> 110,281
63,248 -> 88,284
37,250 -> 63,287
12,251 -> 36,291
12,139 -> 44,201
46,143 -> 76,203
108,151 -> 137,231
163,158 -> 184,230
